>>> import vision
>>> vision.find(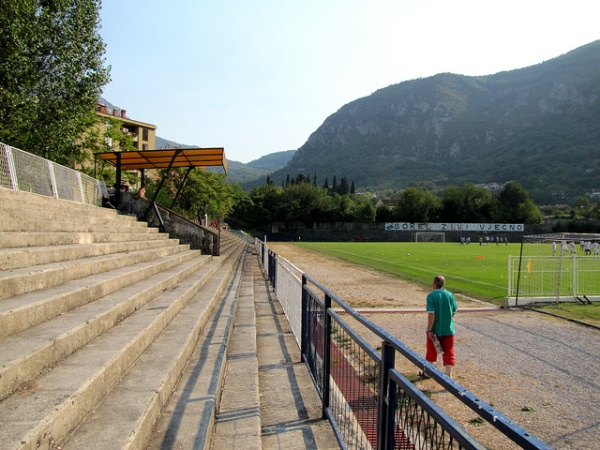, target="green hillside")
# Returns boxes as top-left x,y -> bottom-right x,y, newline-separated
271,41 -> 600,203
